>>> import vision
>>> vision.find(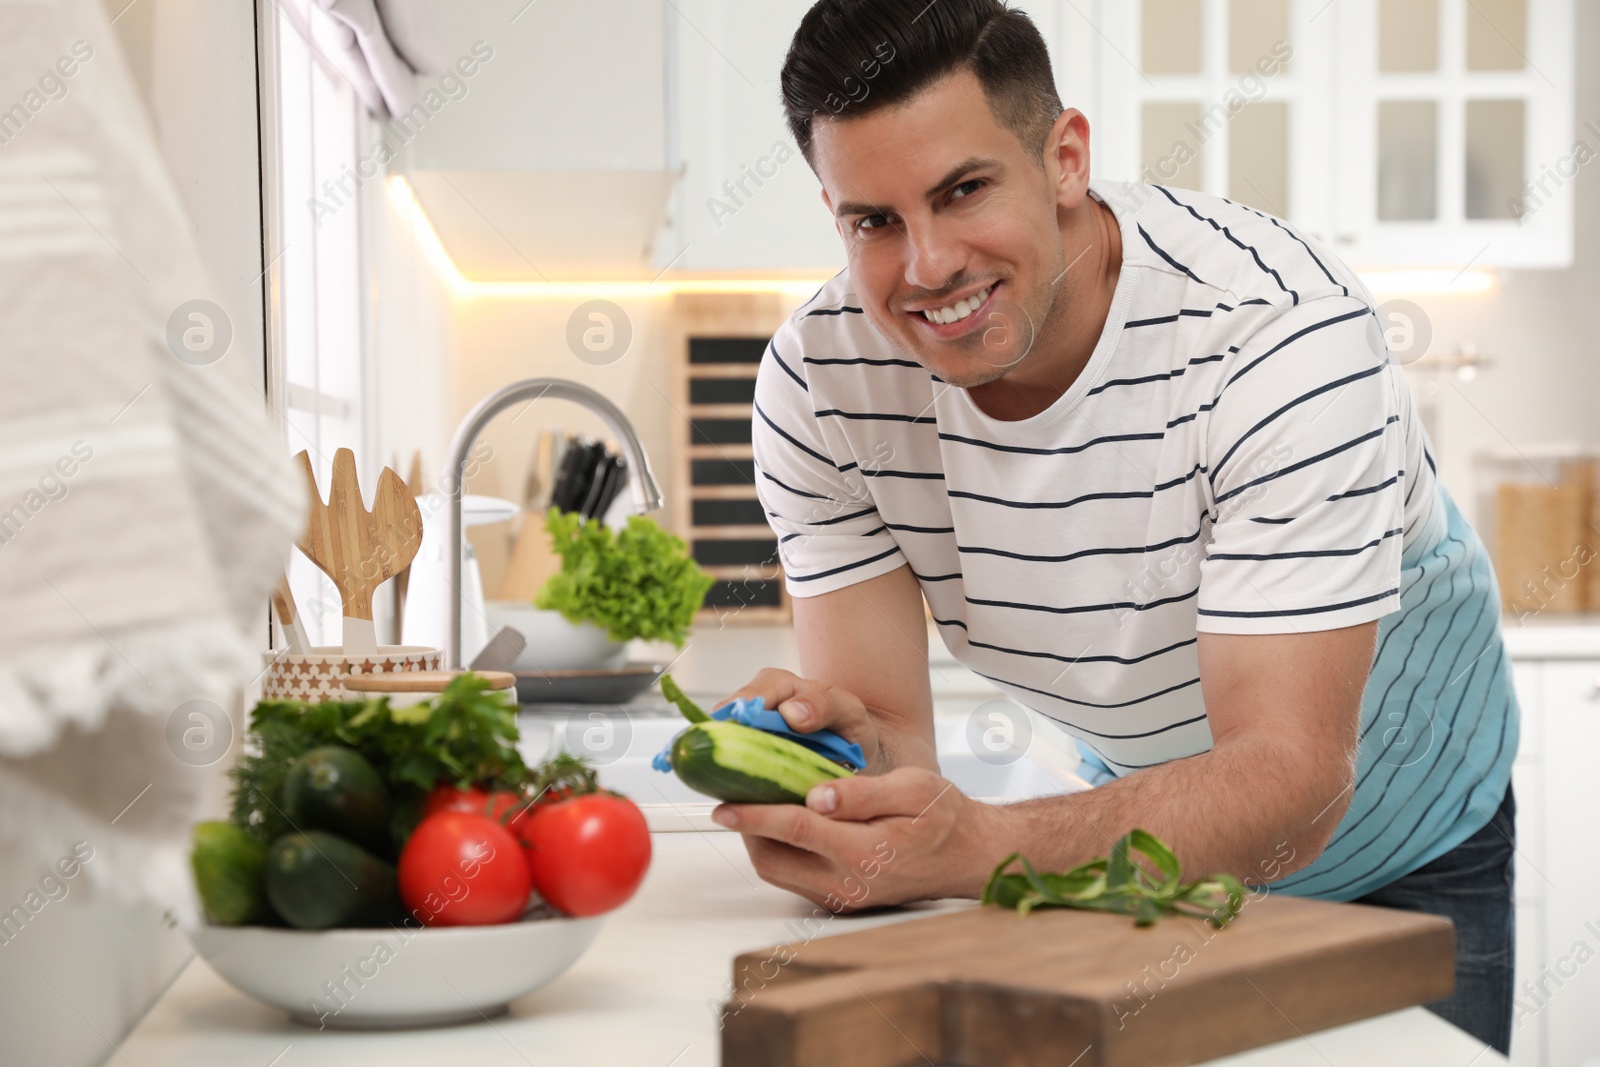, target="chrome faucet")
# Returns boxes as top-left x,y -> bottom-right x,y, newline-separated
441,379 -> 664,668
